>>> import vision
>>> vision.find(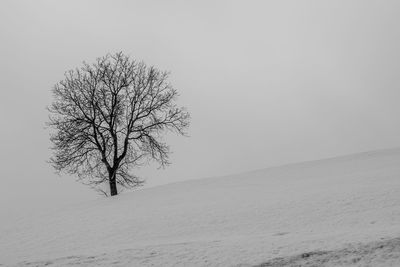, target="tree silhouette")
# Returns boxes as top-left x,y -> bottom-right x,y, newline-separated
48,52 -> 190,196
